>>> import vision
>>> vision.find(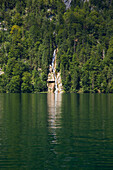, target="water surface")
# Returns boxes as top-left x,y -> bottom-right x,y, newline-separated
0,93 -> 113,169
